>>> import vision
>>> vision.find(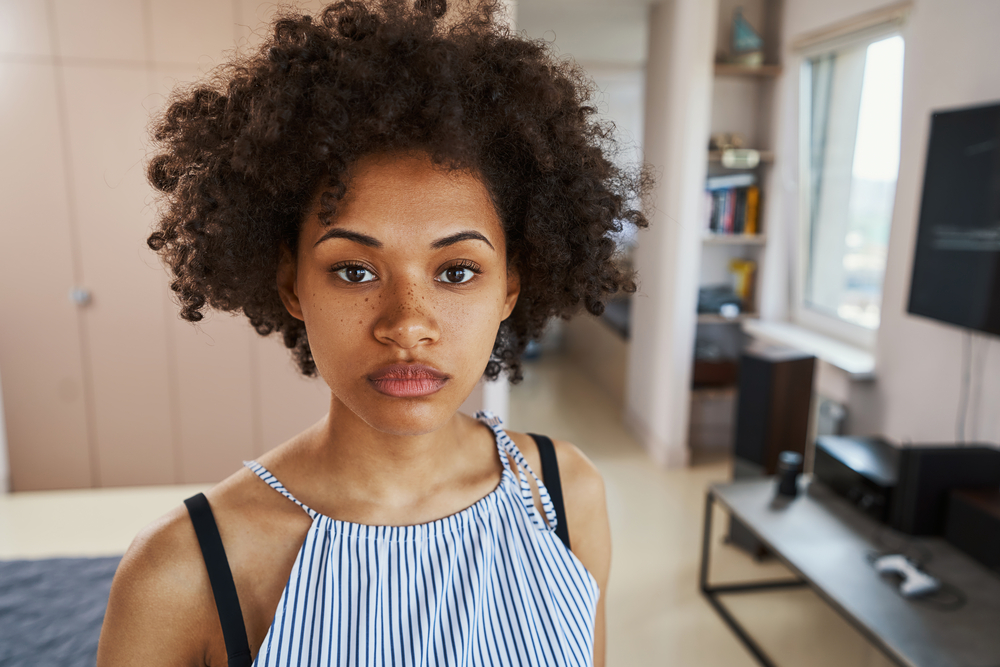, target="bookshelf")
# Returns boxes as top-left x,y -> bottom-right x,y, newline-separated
703,233 -> 767,246
713,63 -> 782,77
707,149 -> 774,163
689,0 -> 782,456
